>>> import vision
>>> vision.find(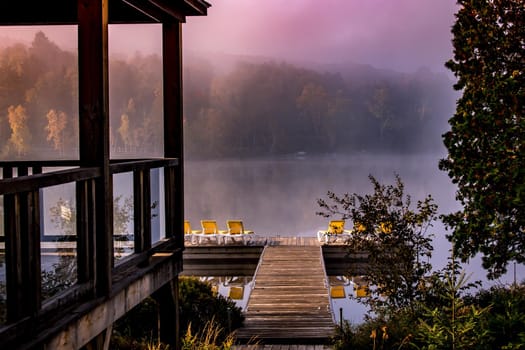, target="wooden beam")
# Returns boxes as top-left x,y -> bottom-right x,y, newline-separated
77,0 -> 113,296
162,21 -> 184,246
0,1 -> 77,25
0,0 -> 209,25
41,253 -> 182,349
152,279 -> 178,347
0,167 -> 101,196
